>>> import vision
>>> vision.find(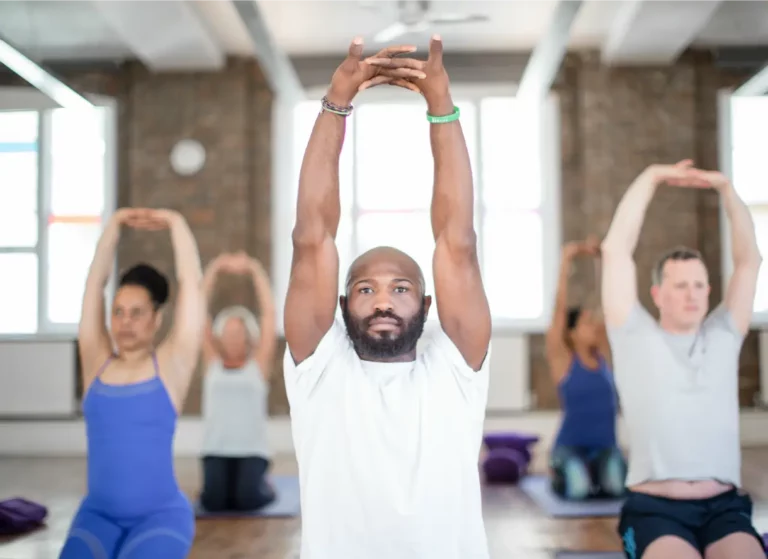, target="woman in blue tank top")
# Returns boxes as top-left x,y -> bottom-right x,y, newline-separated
60,208 -> 205,559
198,251 -> 277,513
546,237 -> 627,500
